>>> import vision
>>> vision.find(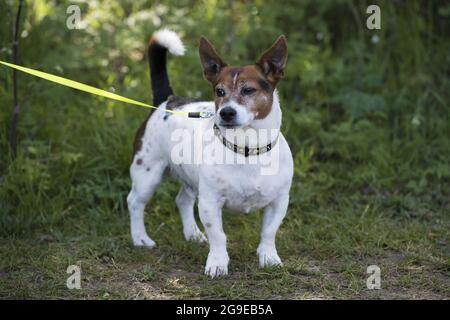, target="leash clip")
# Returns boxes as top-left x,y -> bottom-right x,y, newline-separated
188,111 -> 215,118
